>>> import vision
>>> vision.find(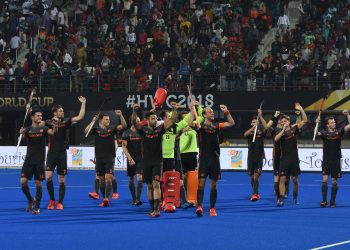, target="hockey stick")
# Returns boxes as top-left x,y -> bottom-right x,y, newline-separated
253,100 -> 265,142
